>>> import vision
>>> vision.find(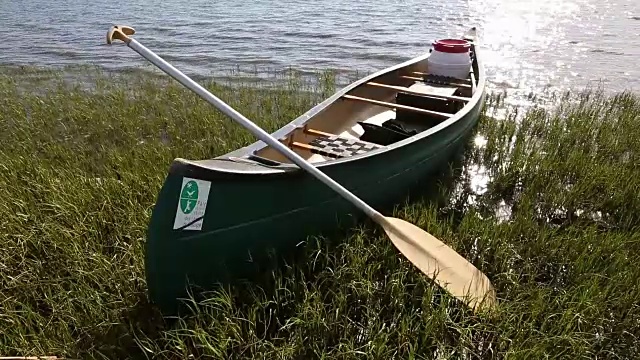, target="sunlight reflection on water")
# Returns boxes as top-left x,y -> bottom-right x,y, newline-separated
469,0 -> 638,108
